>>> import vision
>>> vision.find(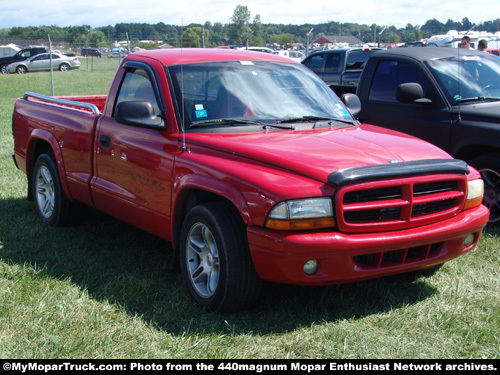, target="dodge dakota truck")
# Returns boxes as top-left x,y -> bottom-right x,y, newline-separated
12,48 -> 489,312
350,47 -> 500,223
